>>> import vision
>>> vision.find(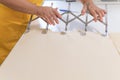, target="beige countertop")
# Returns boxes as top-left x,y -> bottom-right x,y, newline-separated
0,27 -> 120,80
